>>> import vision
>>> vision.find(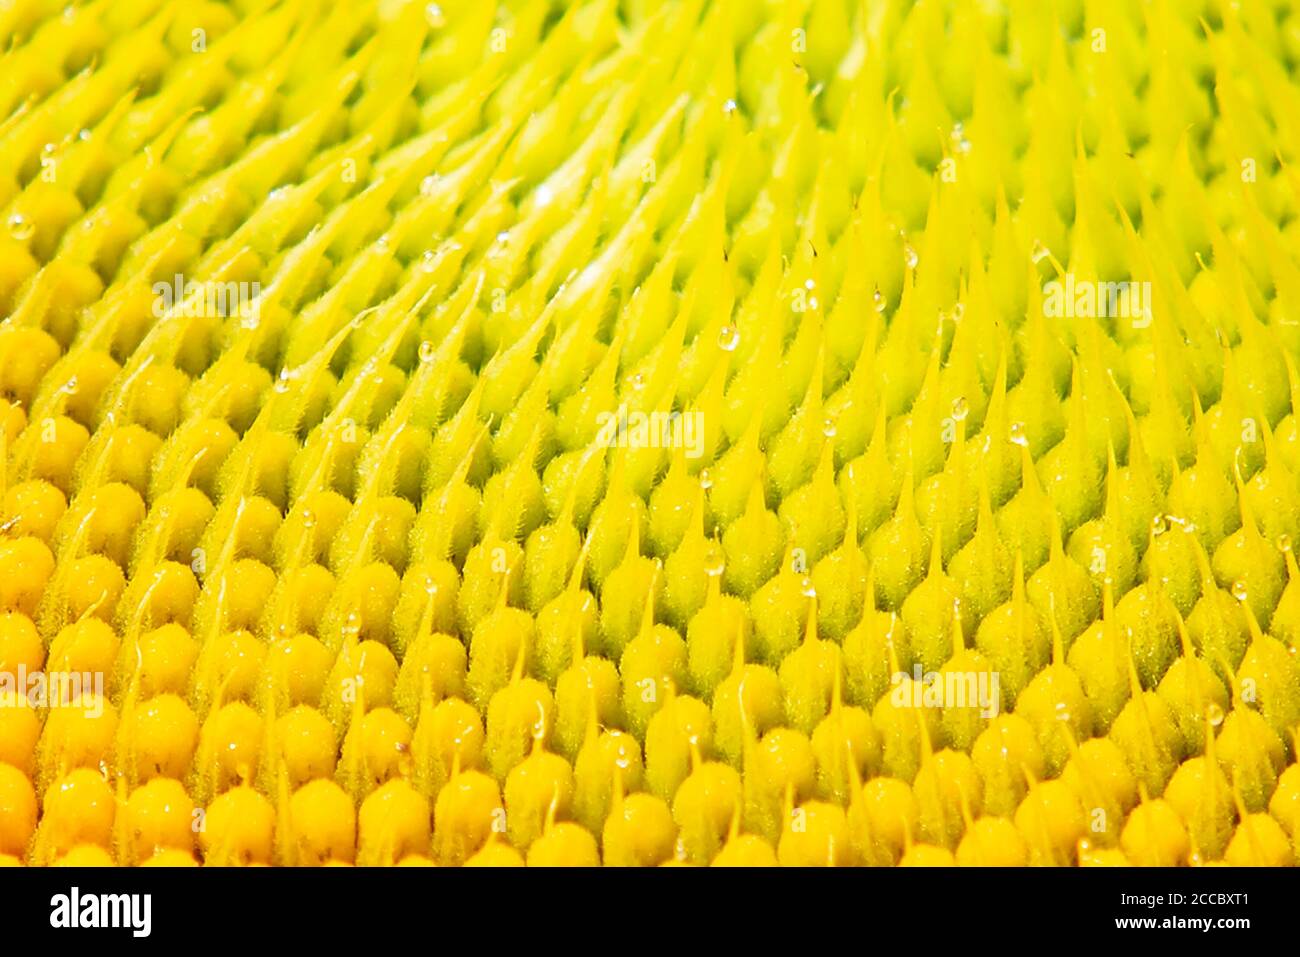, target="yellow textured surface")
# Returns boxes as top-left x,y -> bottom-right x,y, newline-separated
1,0 -> 1300,867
